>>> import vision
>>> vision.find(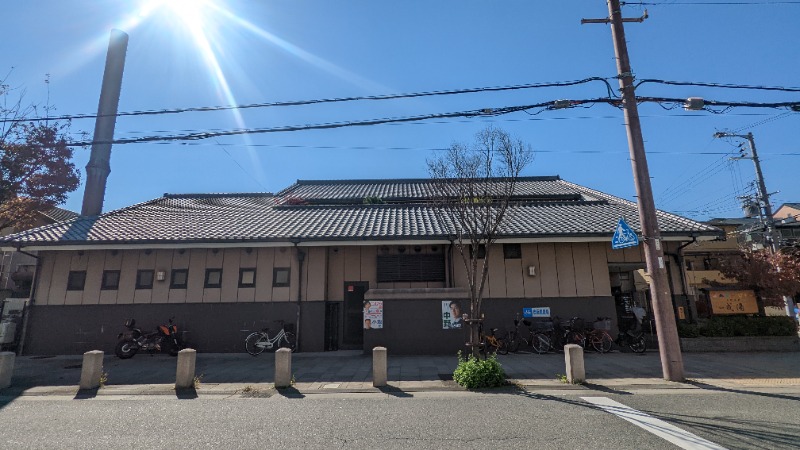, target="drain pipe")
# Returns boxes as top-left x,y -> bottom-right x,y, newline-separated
665,237 -> 698,323
293,242 -> 305,352
15,246 -> 40,356
447,238 -> 455,288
